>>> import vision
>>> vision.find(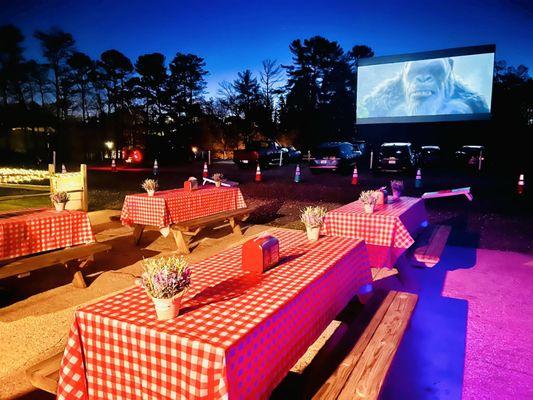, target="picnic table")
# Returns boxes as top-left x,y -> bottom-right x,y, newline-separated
0,208 -> 94,262
56,228 -> 372,399
322,196 -> 428,268
120,186 -> 247,241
